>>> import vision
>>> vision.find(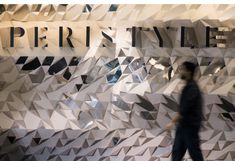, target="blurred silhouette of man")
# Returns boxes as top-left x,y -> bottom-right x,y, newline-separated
166,61 -> 204,161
